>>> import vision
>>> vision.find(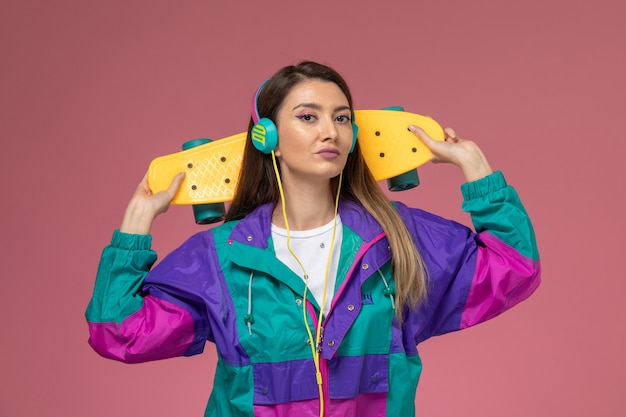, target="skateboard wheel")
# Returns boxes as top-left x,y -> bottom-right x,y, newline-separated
387,170 -> 420,191
192,204 -> 226,225
182,138 -> 212,150
183,138 -> 226,224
